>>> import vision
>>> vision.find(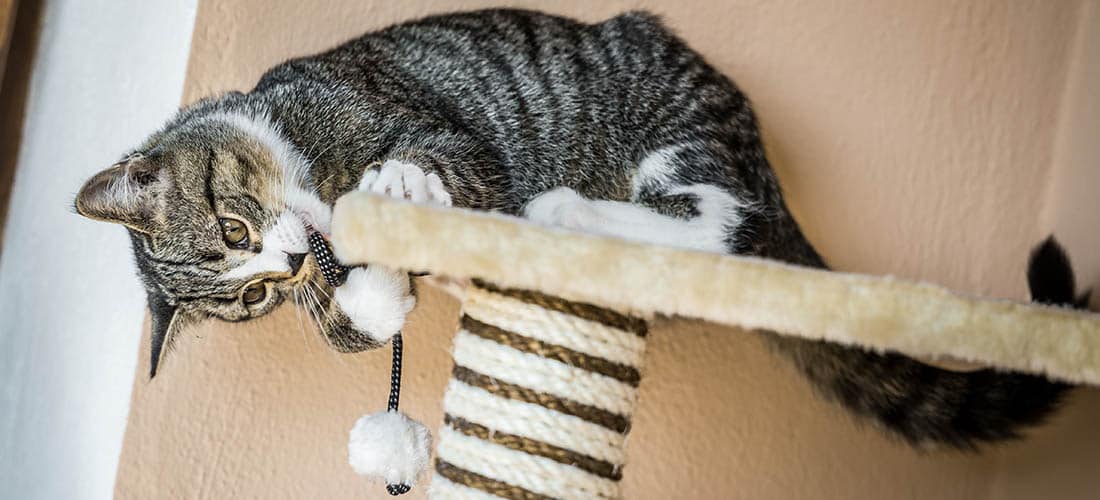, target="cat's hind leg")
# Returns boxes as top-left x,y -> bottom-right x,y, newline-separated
524,148 -> 753,254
